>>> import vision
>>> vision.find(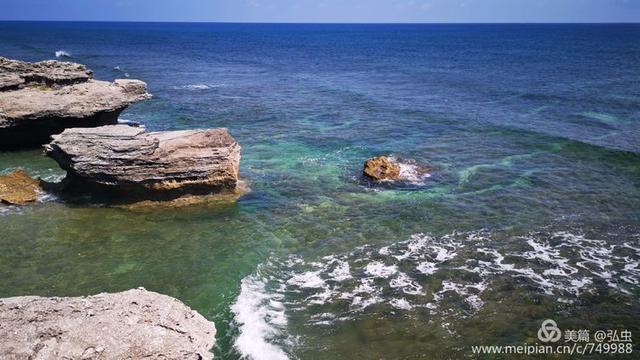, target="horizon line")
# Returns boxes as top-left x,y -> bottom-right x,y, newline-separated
0,20 -> 638,25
